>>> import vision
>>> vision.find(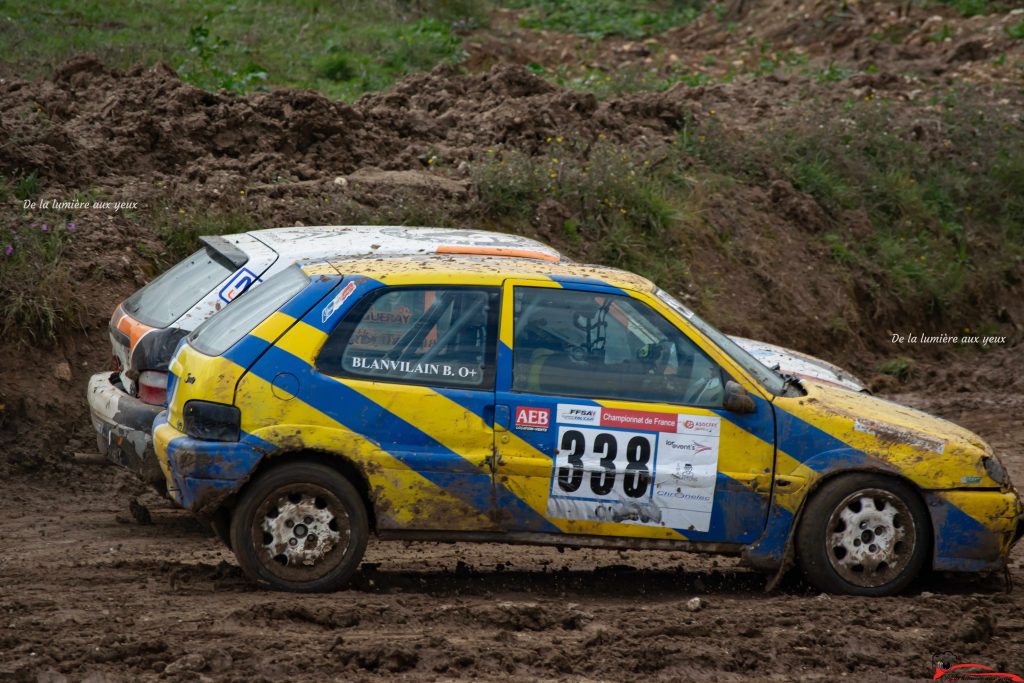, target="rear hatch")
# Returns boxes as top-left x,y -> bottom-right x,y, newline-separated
111,234 -> 277,396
